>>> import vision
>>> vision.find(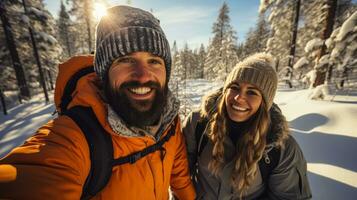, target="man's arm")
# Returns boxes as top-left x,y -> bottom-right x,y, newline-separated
0,116 -> 90,199
170,119 -> 196,200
